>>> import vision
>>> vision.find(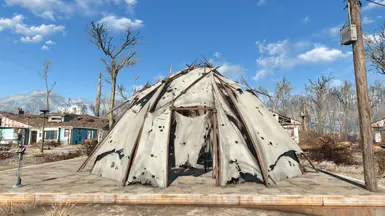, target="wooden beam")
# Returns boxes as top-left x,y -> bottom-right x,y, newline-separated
241,76 -> 272,98
171,107 -> 213,111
